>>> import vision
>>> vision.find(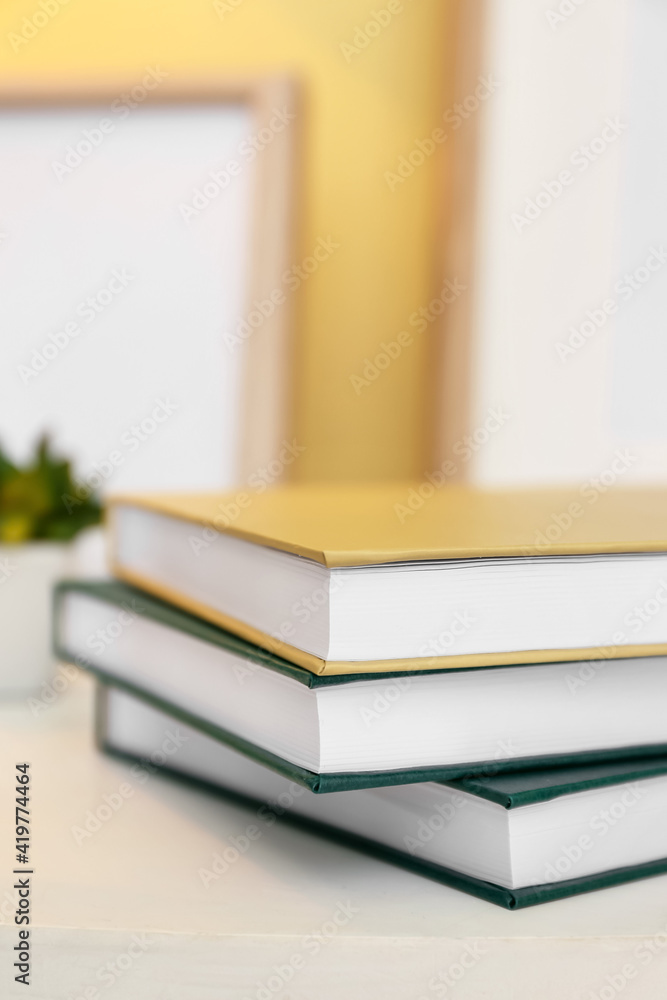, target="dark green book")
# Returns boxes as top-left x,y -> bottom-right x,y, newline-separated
97,681 -> 667,909
54,580 -> 667,792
